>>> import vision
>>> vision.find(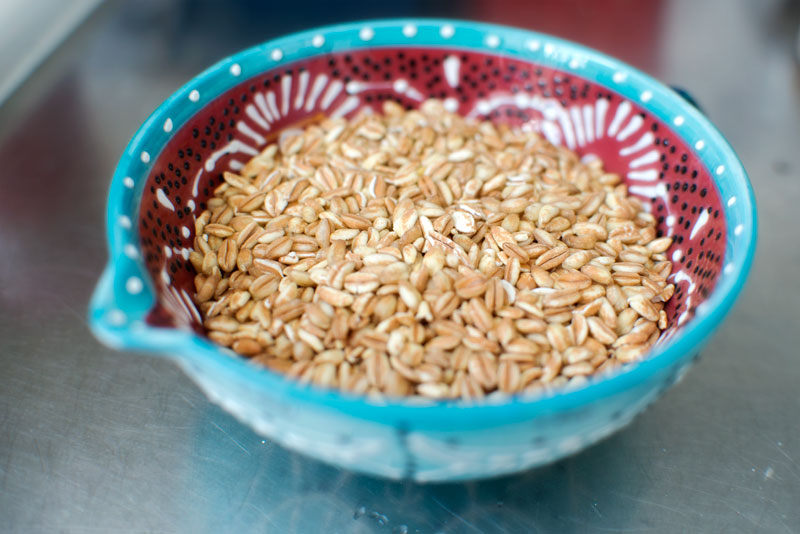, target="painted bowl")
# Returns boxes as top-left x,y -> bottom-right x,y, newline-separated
89,19 -> 756,481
